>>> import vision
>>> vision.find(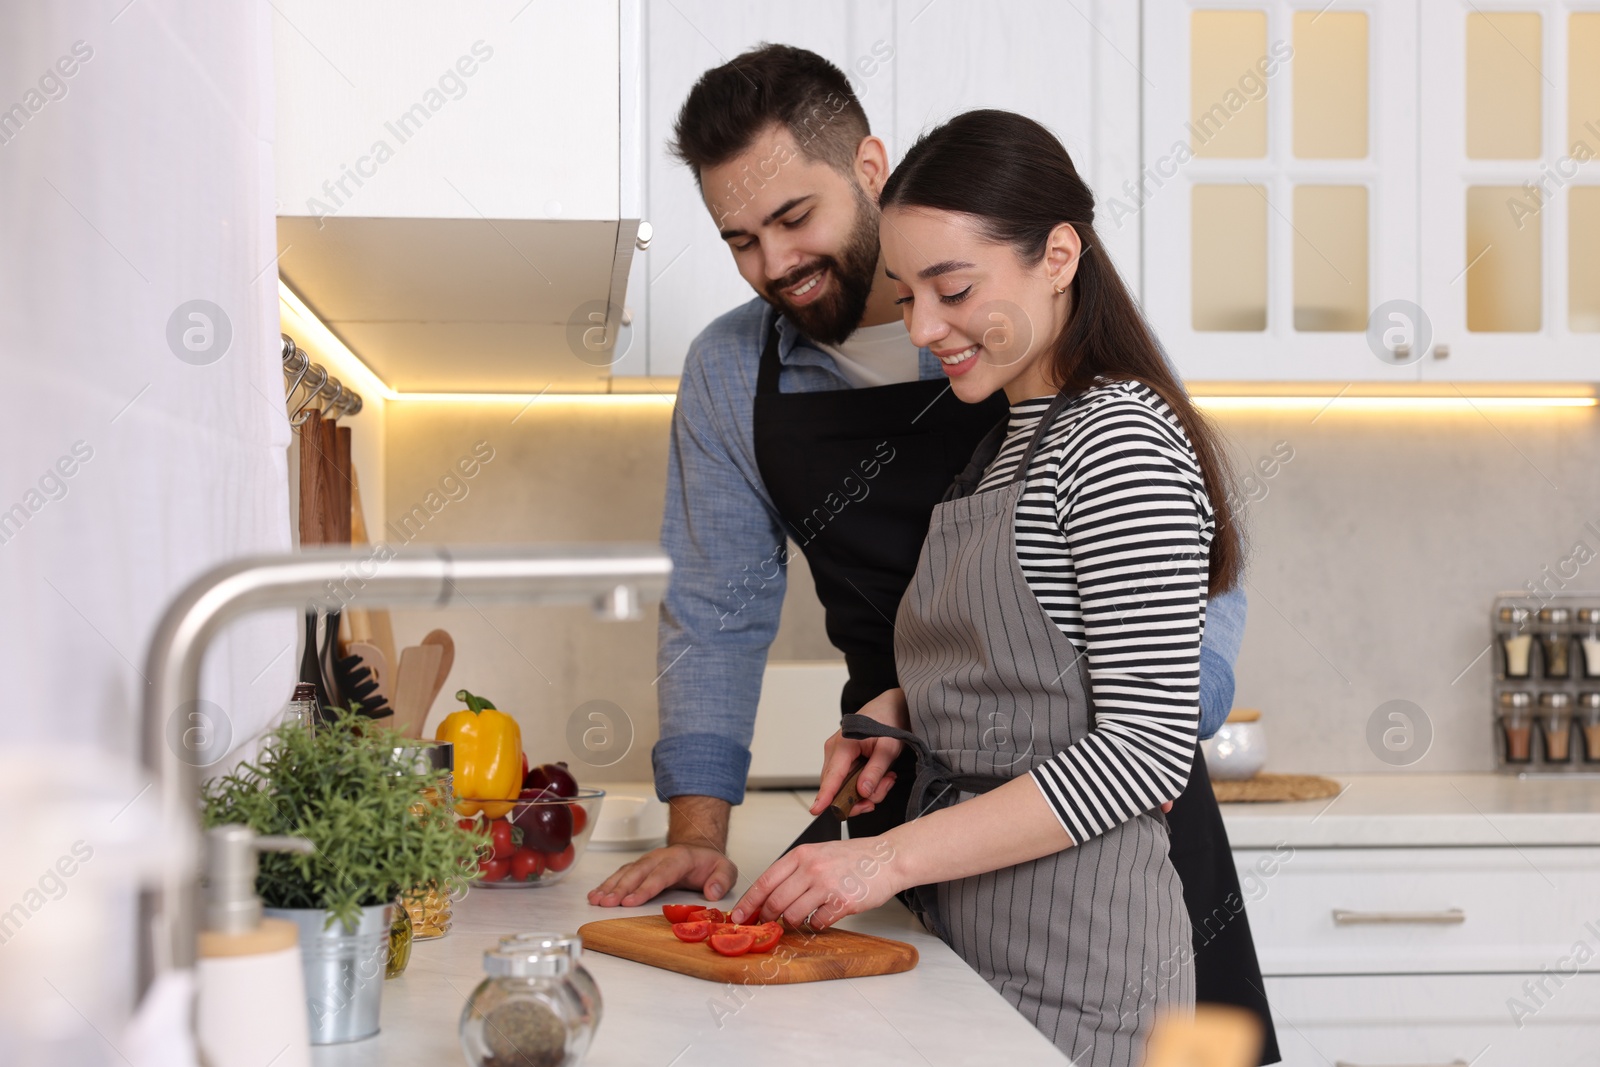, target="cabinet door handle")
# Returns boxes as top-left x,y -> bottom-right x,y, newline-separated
1334,1061 -> 1468,1067
1331,908 -> 1465,925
